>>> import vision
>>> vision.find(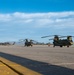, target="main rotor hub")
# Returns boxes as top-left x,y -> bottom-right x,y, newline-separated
54,36 -> 59,41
